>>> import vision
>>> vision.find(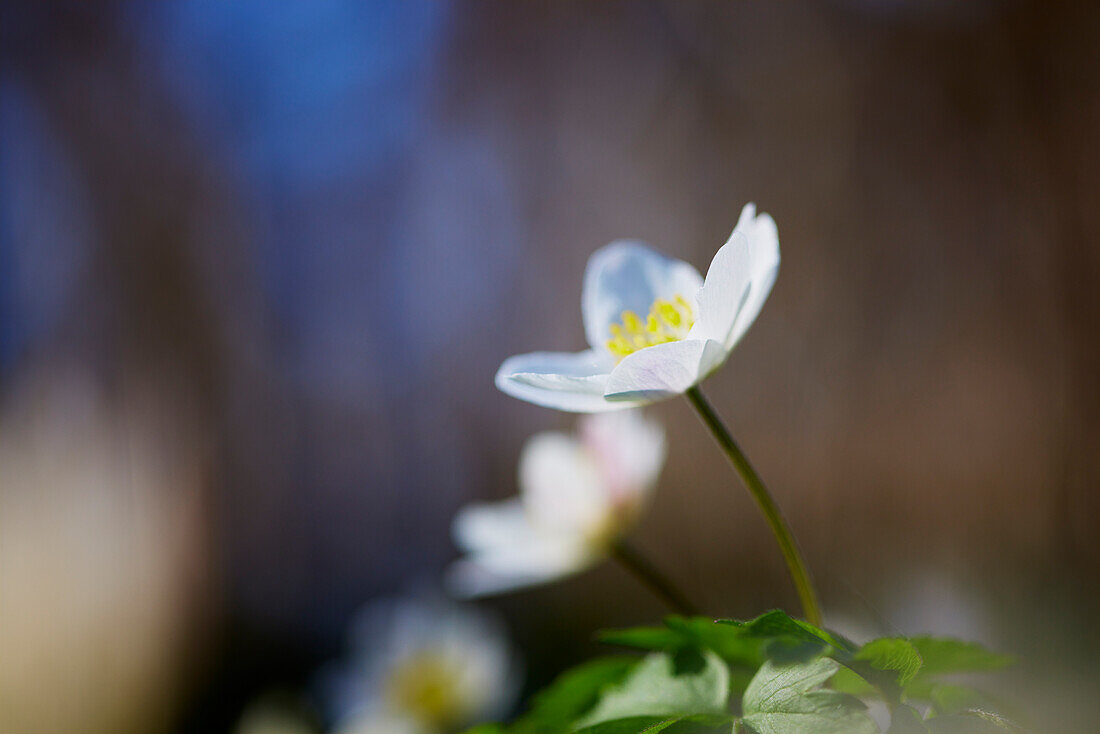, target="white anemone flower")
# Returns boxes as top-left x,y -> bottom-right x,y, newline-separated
447,410 -> 666,597
323,596 -> 518,734
496,203 -> 779,412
